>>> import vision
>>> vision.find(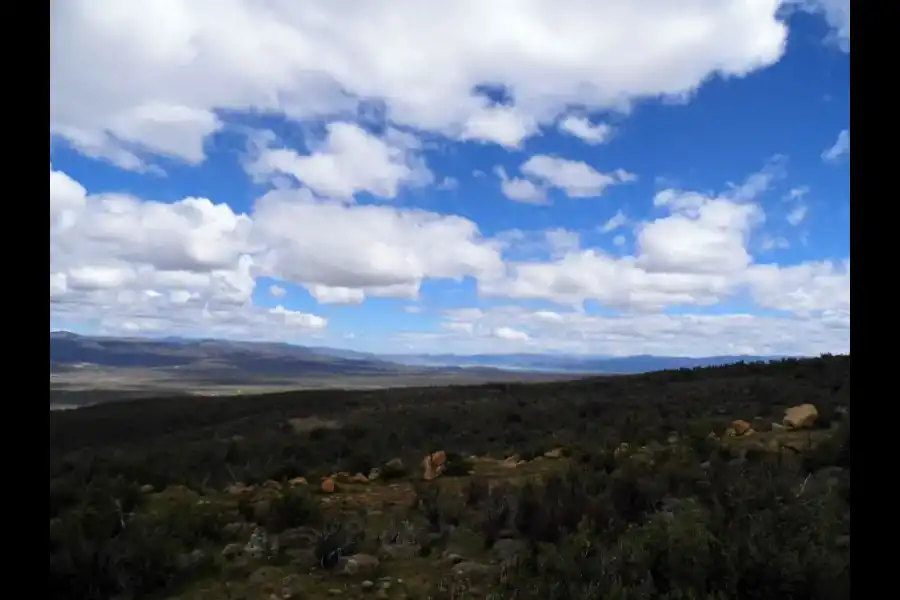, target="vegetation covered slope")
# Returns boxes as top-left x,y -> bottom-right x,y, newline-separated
49,355 -> 850,600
